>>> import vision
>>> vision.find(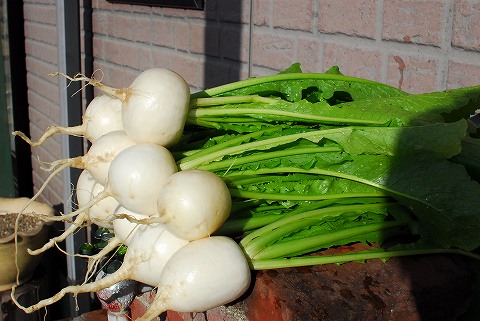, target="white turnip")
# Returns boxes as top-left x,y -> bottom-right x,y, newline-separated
29,143 -> 178,255
53,68 -> 191,147
158,170 -> 231,241
136,236 -> 251,321
75,170 -> 118,229
13,94 -> 123,146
